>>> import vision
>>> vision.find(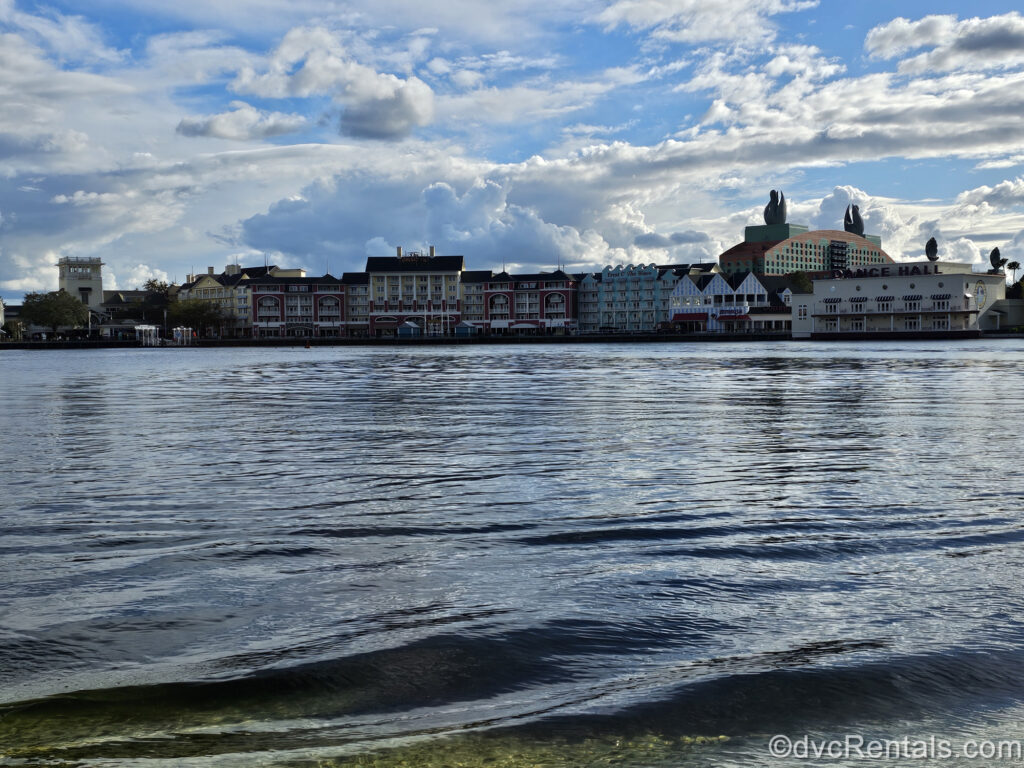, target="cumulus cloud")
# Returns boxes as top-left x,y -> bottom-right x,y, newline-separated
955,177 -> 1024,209
231,26 -> 435,140
177,102 -> 307,140
339,76 -> 434,139
866,13 -> 1024,74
